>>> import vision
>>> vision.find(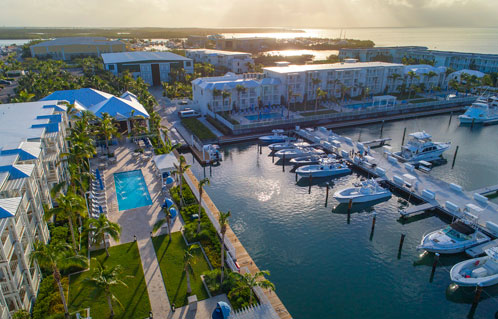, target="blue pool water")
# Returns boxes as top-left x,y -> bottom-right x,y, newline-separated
114,170 -> 152,211
245,112 -> 282,121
